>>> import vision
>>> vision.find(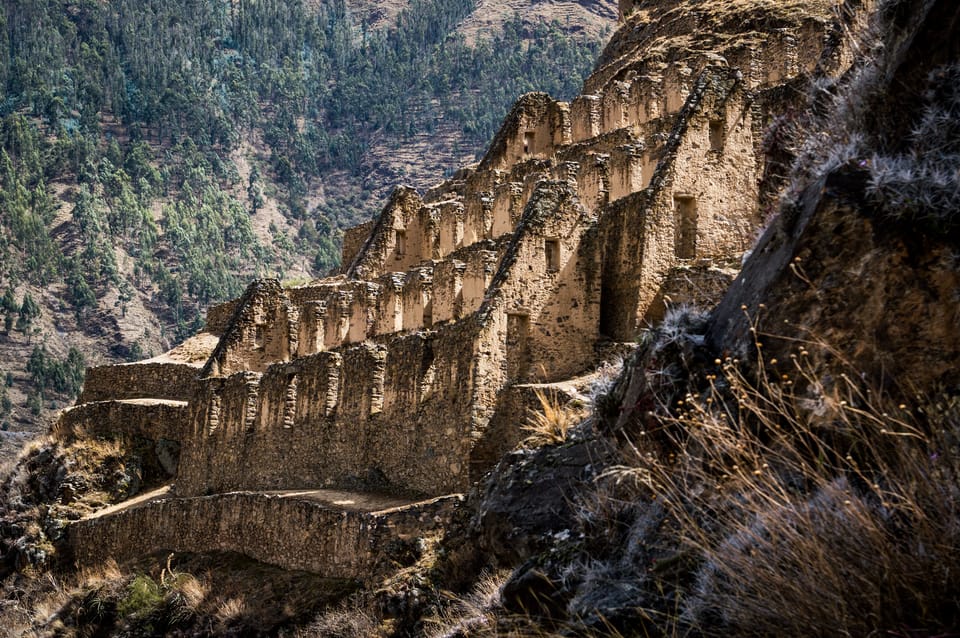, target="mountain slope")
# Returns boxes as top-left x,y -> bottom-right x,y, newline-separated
0,0 -> 614,456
